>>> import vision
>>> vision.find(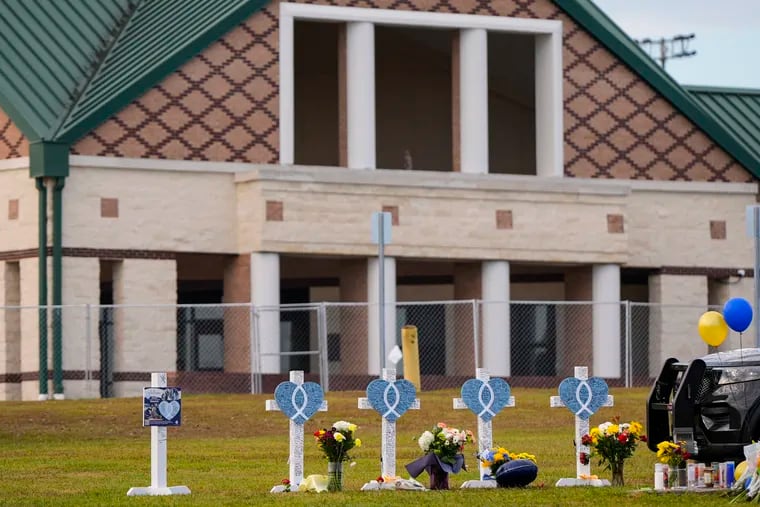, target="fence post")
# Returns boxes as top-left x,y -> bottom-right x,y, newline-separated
472,299 -> 480,369
85,304 -> 92,397
250,304 -> 261,394
625,300 -> 632,388
317,303 -> 330,392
